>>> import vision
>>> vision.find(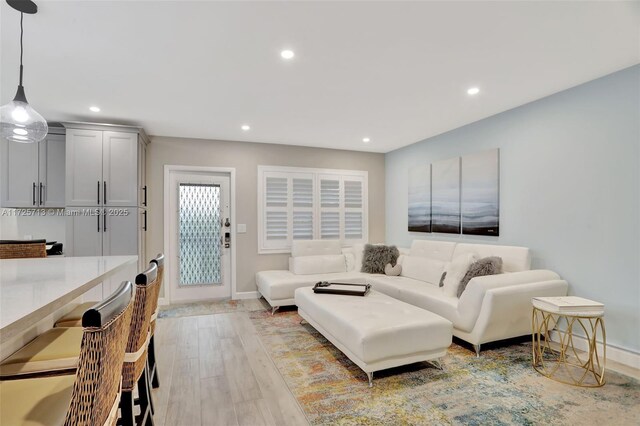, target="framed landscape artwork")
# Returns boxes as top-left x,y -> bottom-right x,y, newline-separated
461,148 -> 500,236
408,165 -> 431,232
431,157 -> 461,234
